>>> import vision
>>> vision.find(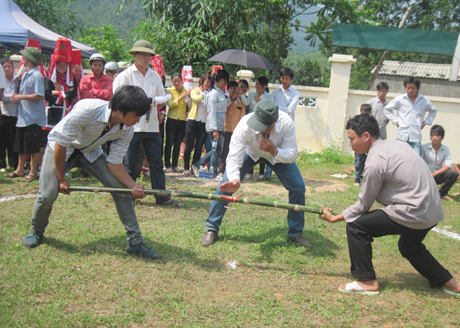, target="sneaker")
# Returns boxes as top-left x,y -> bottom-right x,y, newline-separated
213,175 -> 222,182
184,170 -> 192,175
165,167 -> 172,173
173,167 -> 183,173
126,243 -> 162,260
353,182 -> 360,187
23,232 -> 44,248
192,165 -> 200,178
